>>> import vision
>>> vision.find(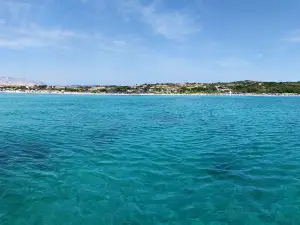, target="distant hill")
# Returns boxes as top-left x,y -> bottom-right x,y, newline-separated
0,77 -> 44,87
